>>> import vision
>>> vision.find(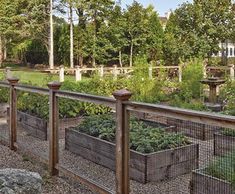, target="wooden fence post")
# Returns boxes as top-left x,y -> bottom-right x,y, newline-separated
100,65 -> 104,78
113,65 -> 118,80
149,64 -> 153,80
178,64 -> 182,82
203,61 -> 207,78
48,81 -> 61,176
229,64 -> 234,81
8,78 -> 19,150
5,67 -> 12,80
113,89 -> 132,194
75,66 -> 82,82
59,65 -> 64,82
